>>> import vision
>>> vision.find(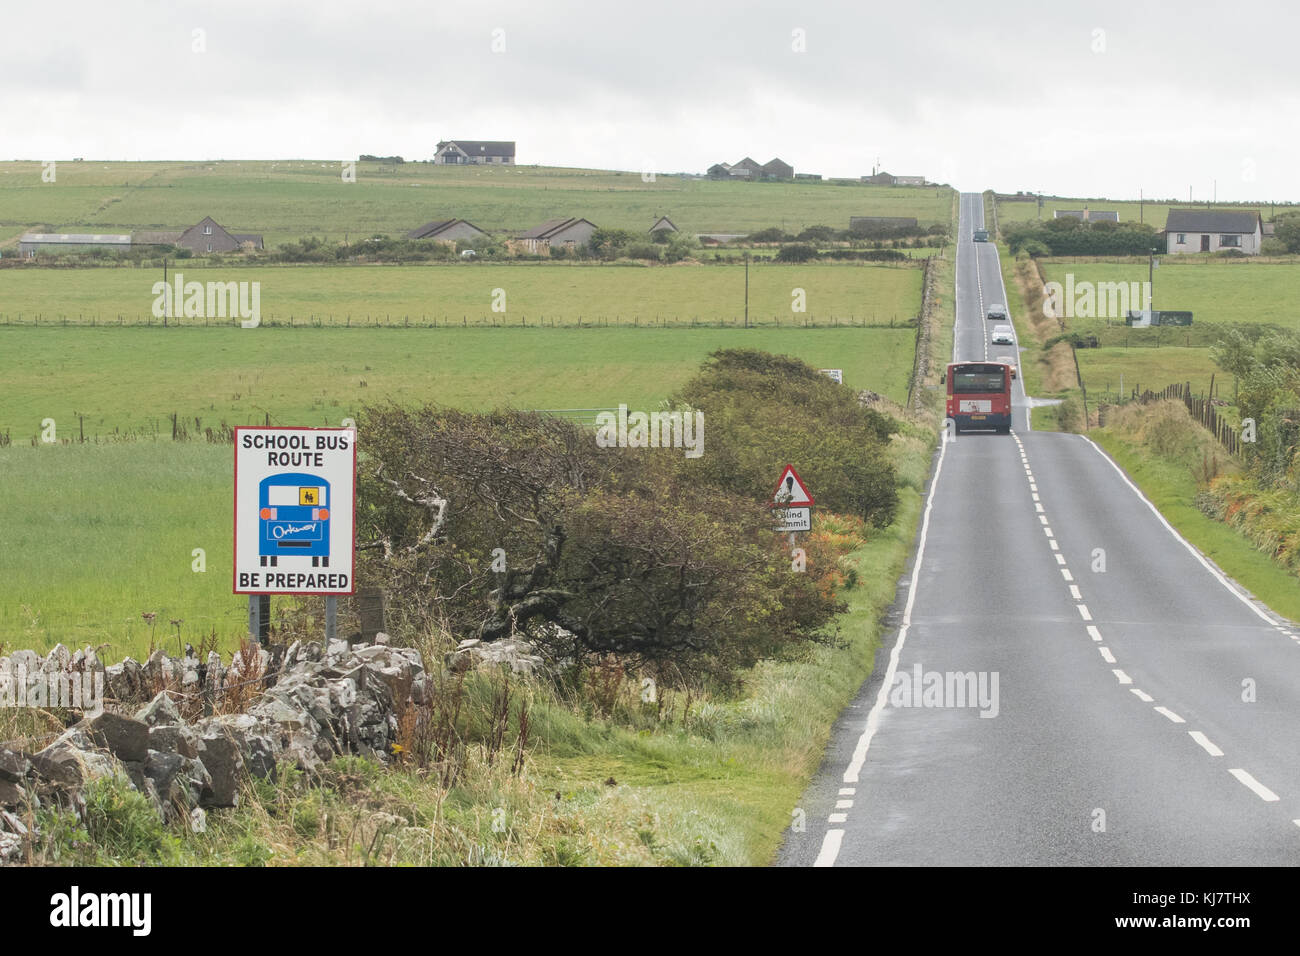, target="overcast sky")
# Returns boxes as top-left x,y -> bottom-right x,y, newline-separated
3,0 -> 1297,201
